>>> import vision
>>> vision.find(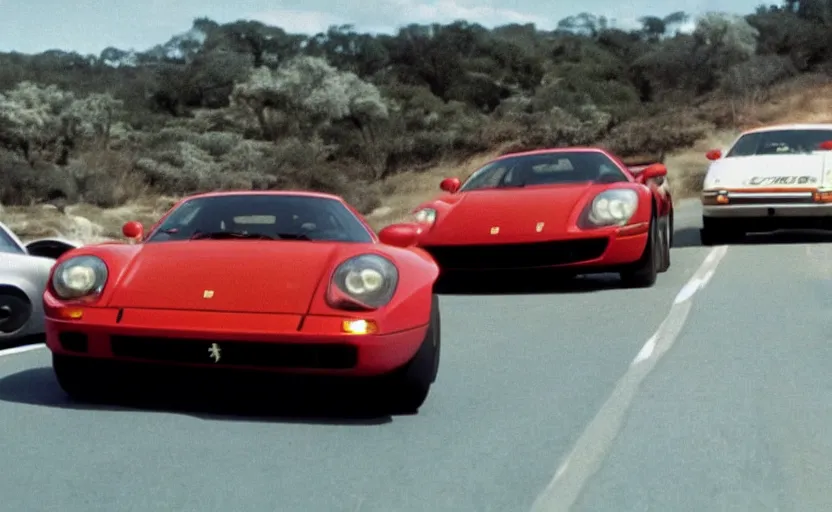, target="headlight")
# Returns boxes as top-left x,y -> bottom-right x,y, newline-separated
51,255 -> 108,300
587,189 -> 639,226
413,208 -> 437,225
330,254 -> 399,309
